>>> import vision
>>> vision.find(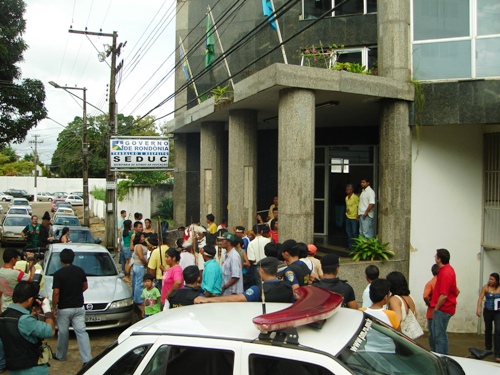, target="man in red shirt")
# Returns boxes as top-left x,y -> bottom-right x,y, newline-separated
430,249 -> 459,354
